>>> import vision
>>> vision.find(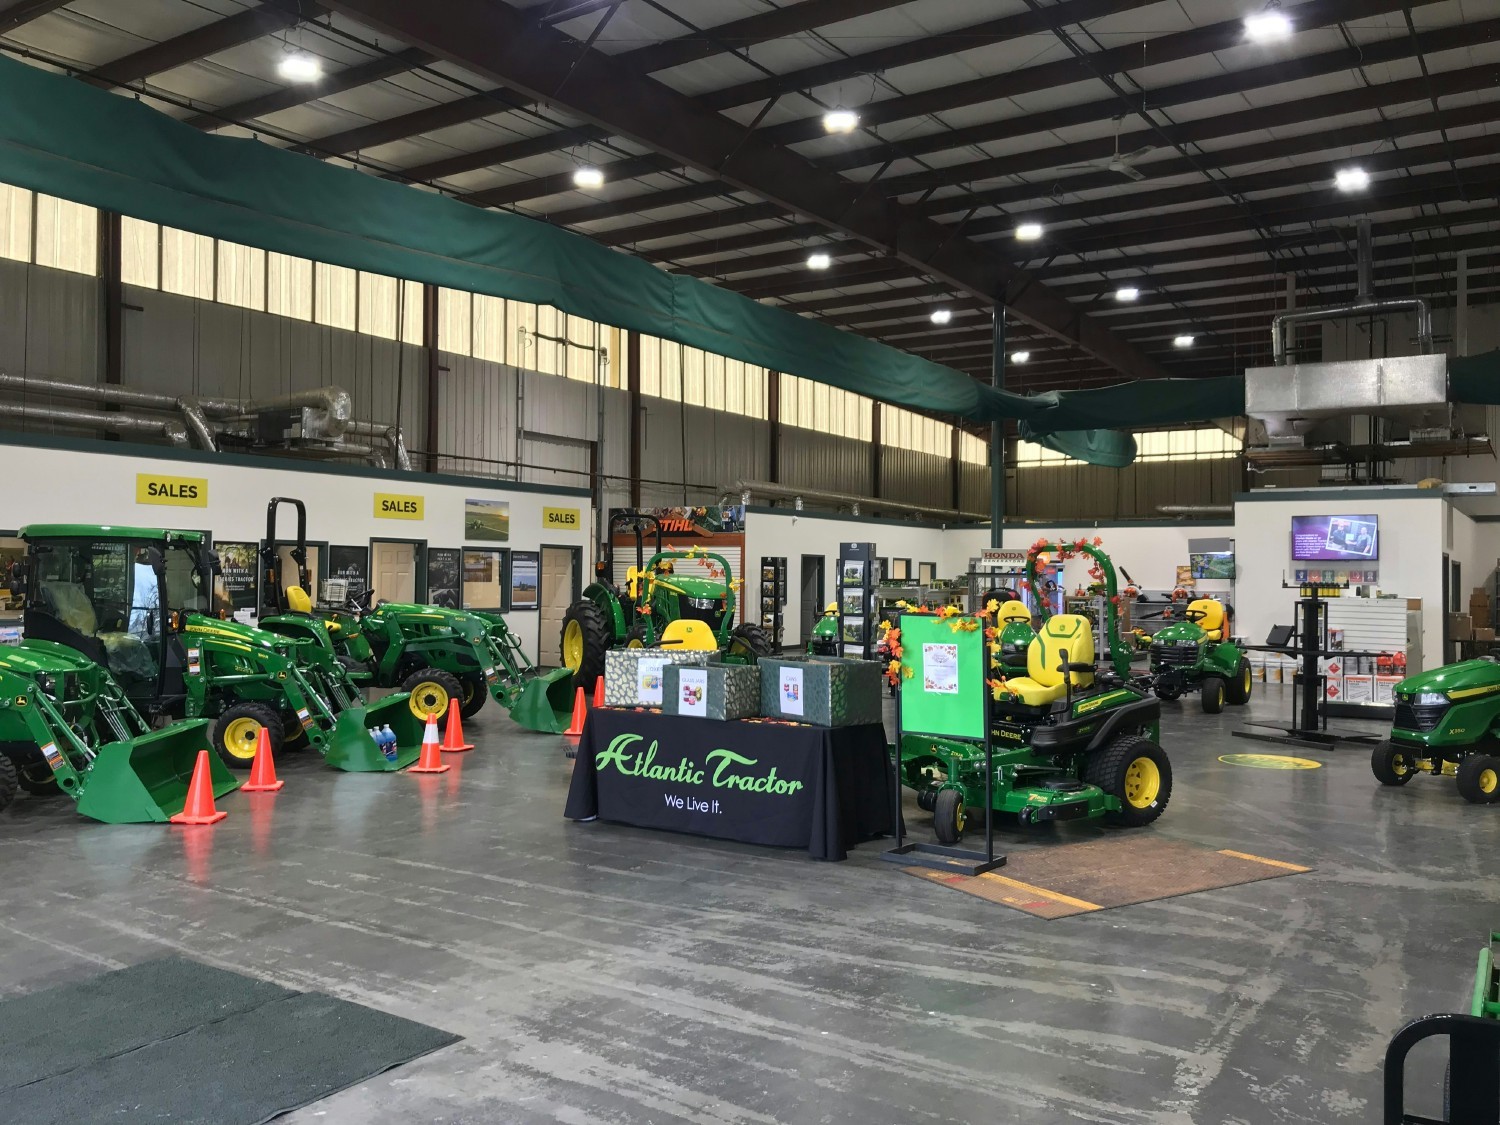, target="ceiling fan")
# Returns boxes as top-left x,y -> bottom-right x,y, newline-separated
1059,119 -> 1155,182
